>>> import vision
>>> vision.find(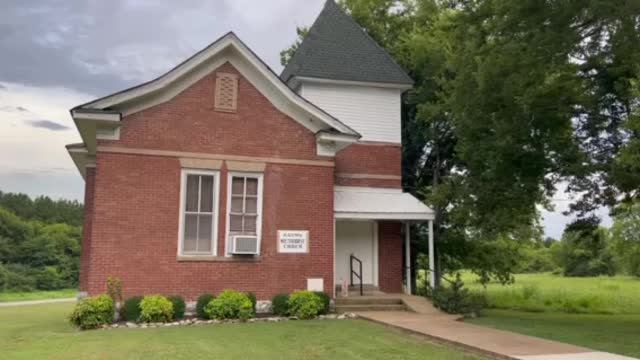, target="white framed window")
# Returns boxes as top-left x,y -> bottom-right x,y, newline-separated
178,169 -> 220,256
225,172 -> 263,255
